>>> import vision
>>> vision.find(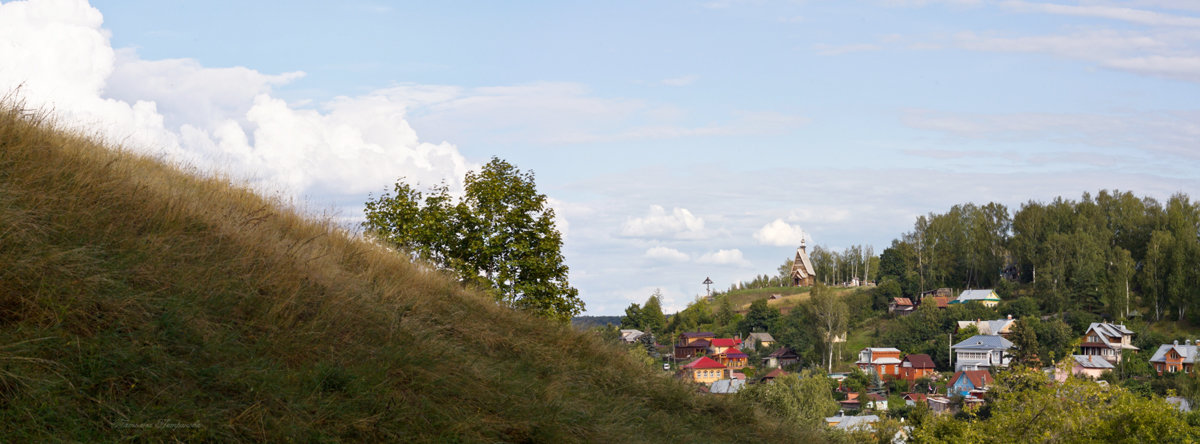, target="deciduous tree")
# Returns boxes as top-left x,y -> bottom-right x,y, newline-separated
363,157 -> 583,321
